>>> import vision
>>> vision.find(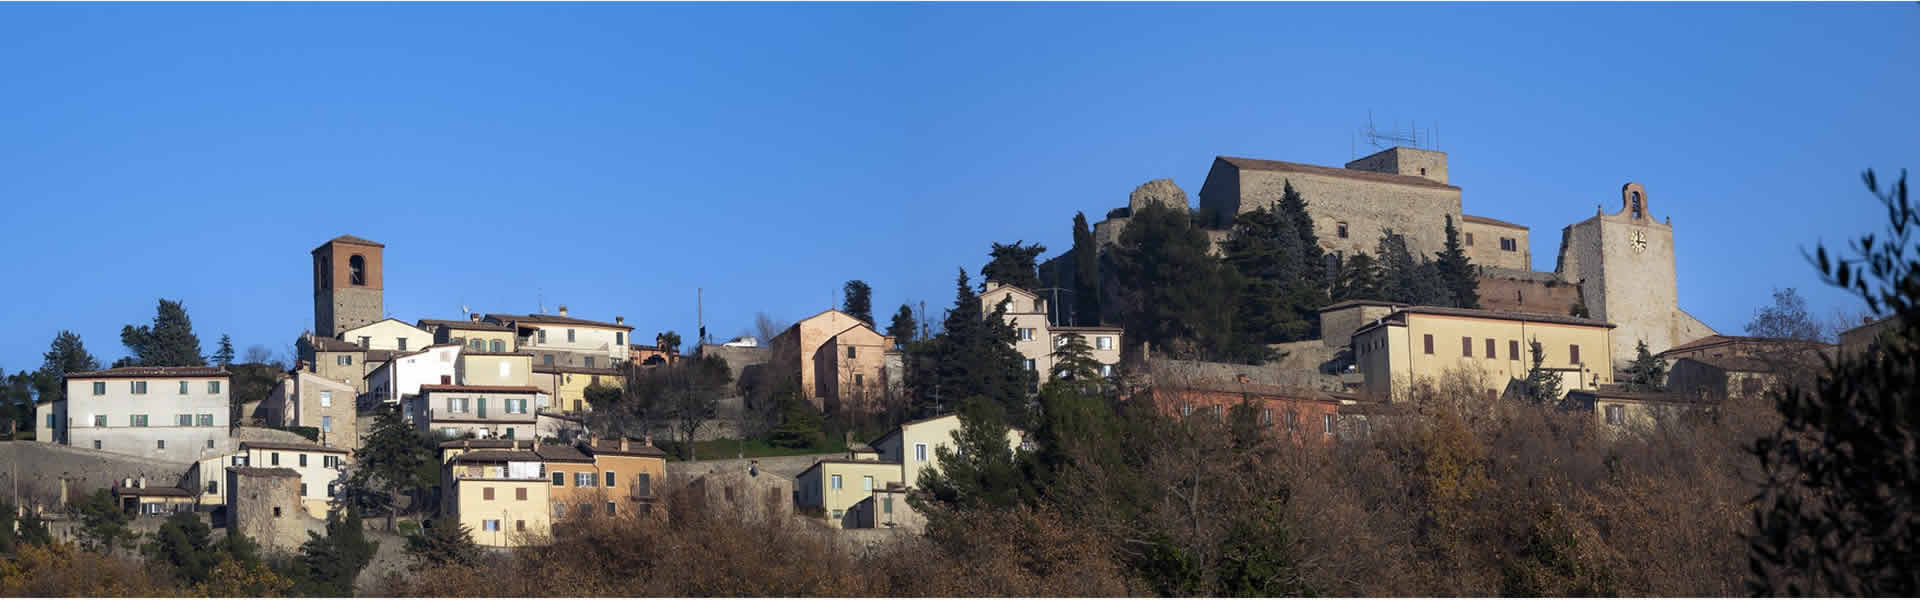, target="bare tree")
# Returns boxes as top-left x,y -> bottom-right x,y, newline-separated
754,312 -> 788,345
243,345 -> 274,365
